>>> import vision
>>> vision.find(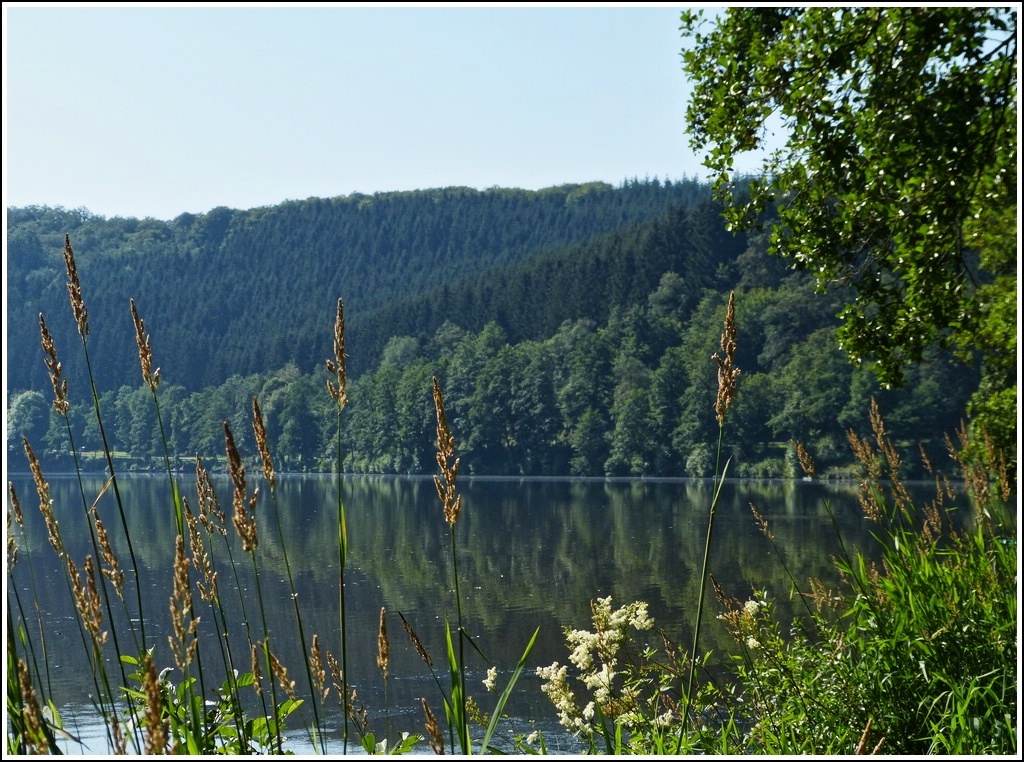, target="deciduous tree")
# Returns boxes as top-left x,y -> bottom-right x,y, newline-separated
681,7 -> 1017,462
